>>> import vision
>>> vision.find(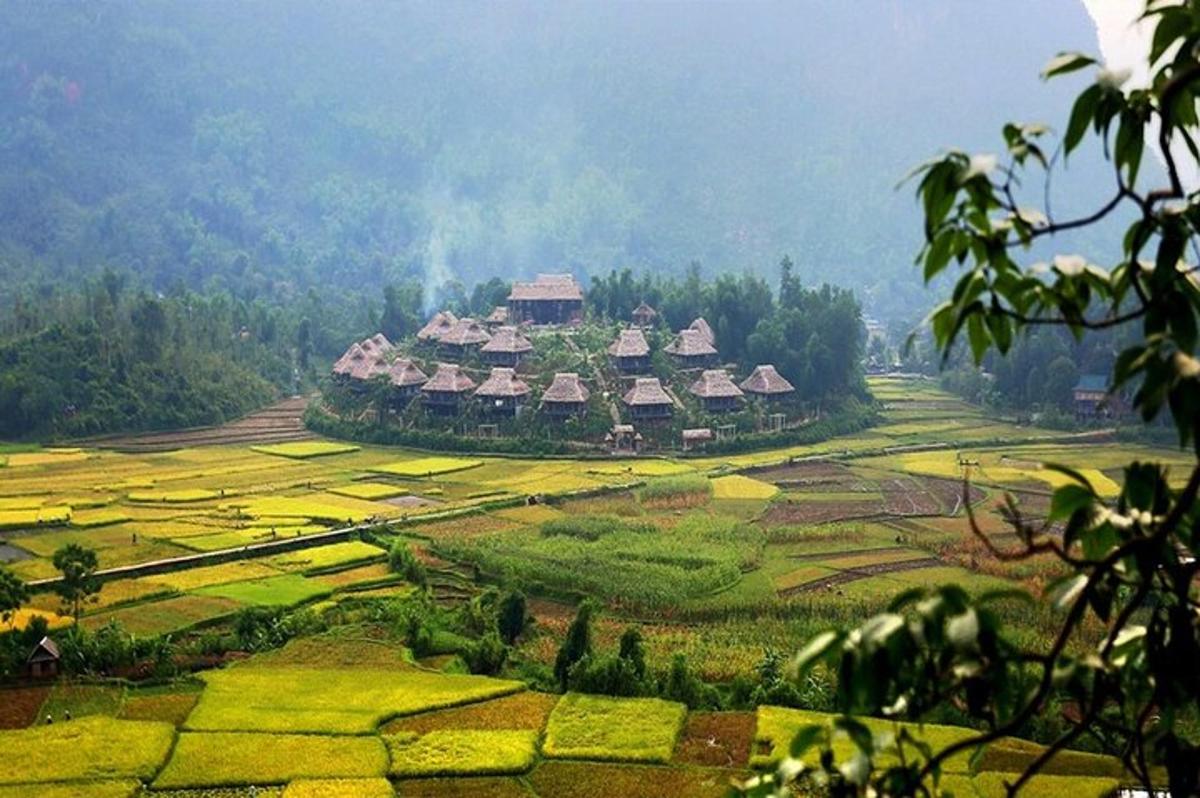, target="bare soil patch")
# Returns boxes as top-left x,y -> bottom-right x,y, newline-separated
0,686 -> 50,728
